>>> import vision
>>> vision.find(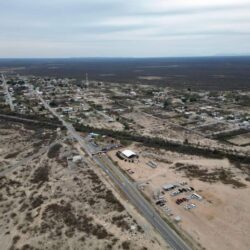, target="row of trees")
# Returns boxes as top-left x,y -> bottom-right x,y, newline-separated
74,123 -> 250,164
0,111 -> 64,130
